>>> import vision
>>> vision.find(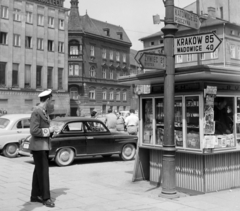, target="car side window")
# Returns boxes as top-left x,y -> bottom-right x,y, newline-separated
16,121 -> 23,129
85,121 -> 108,132
63,122 -> 83,132
22,119 -> 30,128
